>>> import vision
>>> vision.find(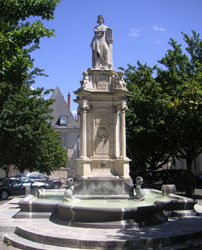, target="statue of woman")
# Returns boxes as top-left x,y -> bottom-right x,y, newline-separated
91,15 -> 112,69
